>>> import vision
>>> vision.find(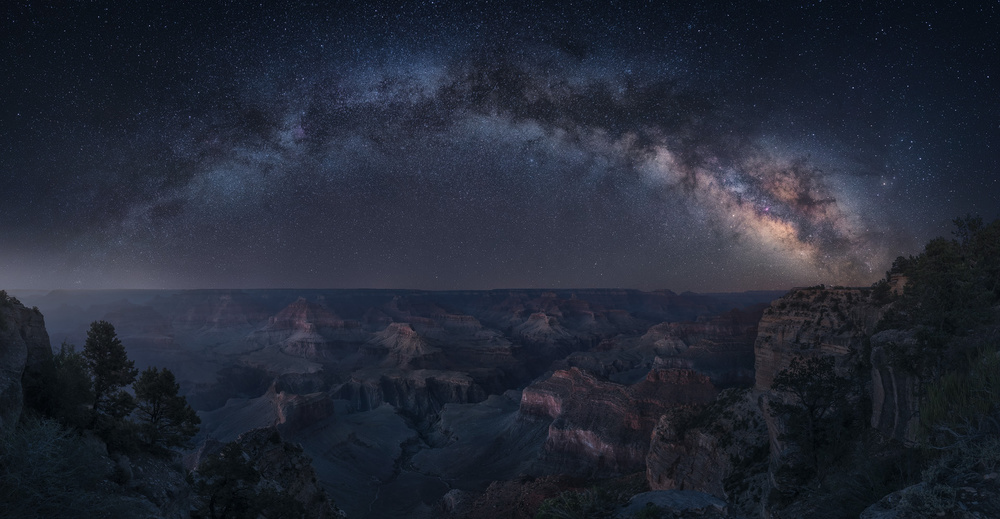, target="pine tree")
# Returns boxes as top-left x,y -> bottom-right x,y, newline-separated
770,356 -> 853,481
133,367 -> 200,448
82,321 -> 137,426
51,342 -> 94,429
